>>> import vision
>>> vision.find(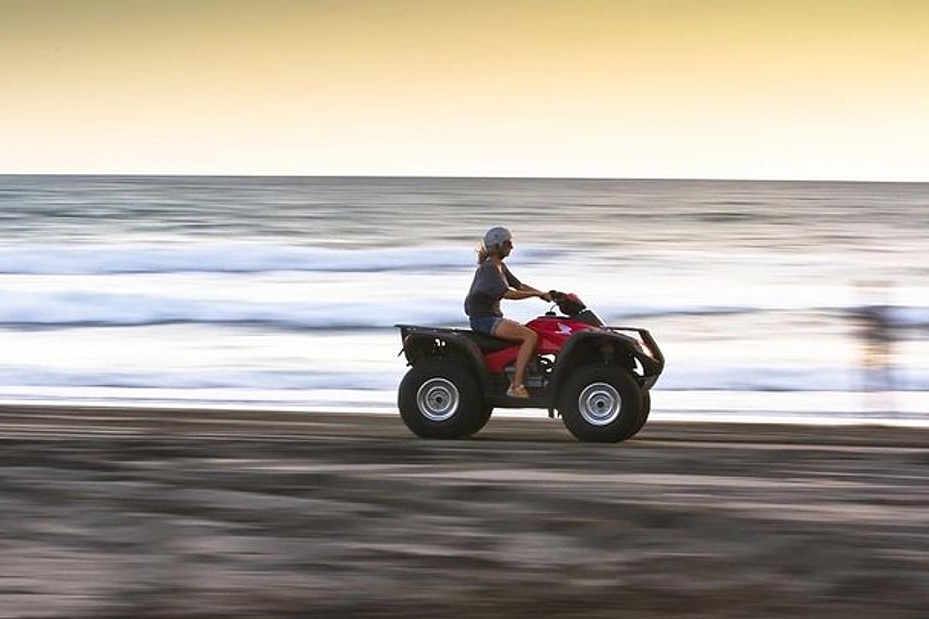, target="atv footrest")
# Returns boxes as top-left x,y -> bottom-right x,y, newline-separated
488,395 -> 550,409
